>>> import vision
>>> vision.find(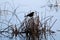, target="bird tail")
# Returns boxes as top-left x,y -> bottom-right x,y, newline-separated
24,15 -> 27,17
